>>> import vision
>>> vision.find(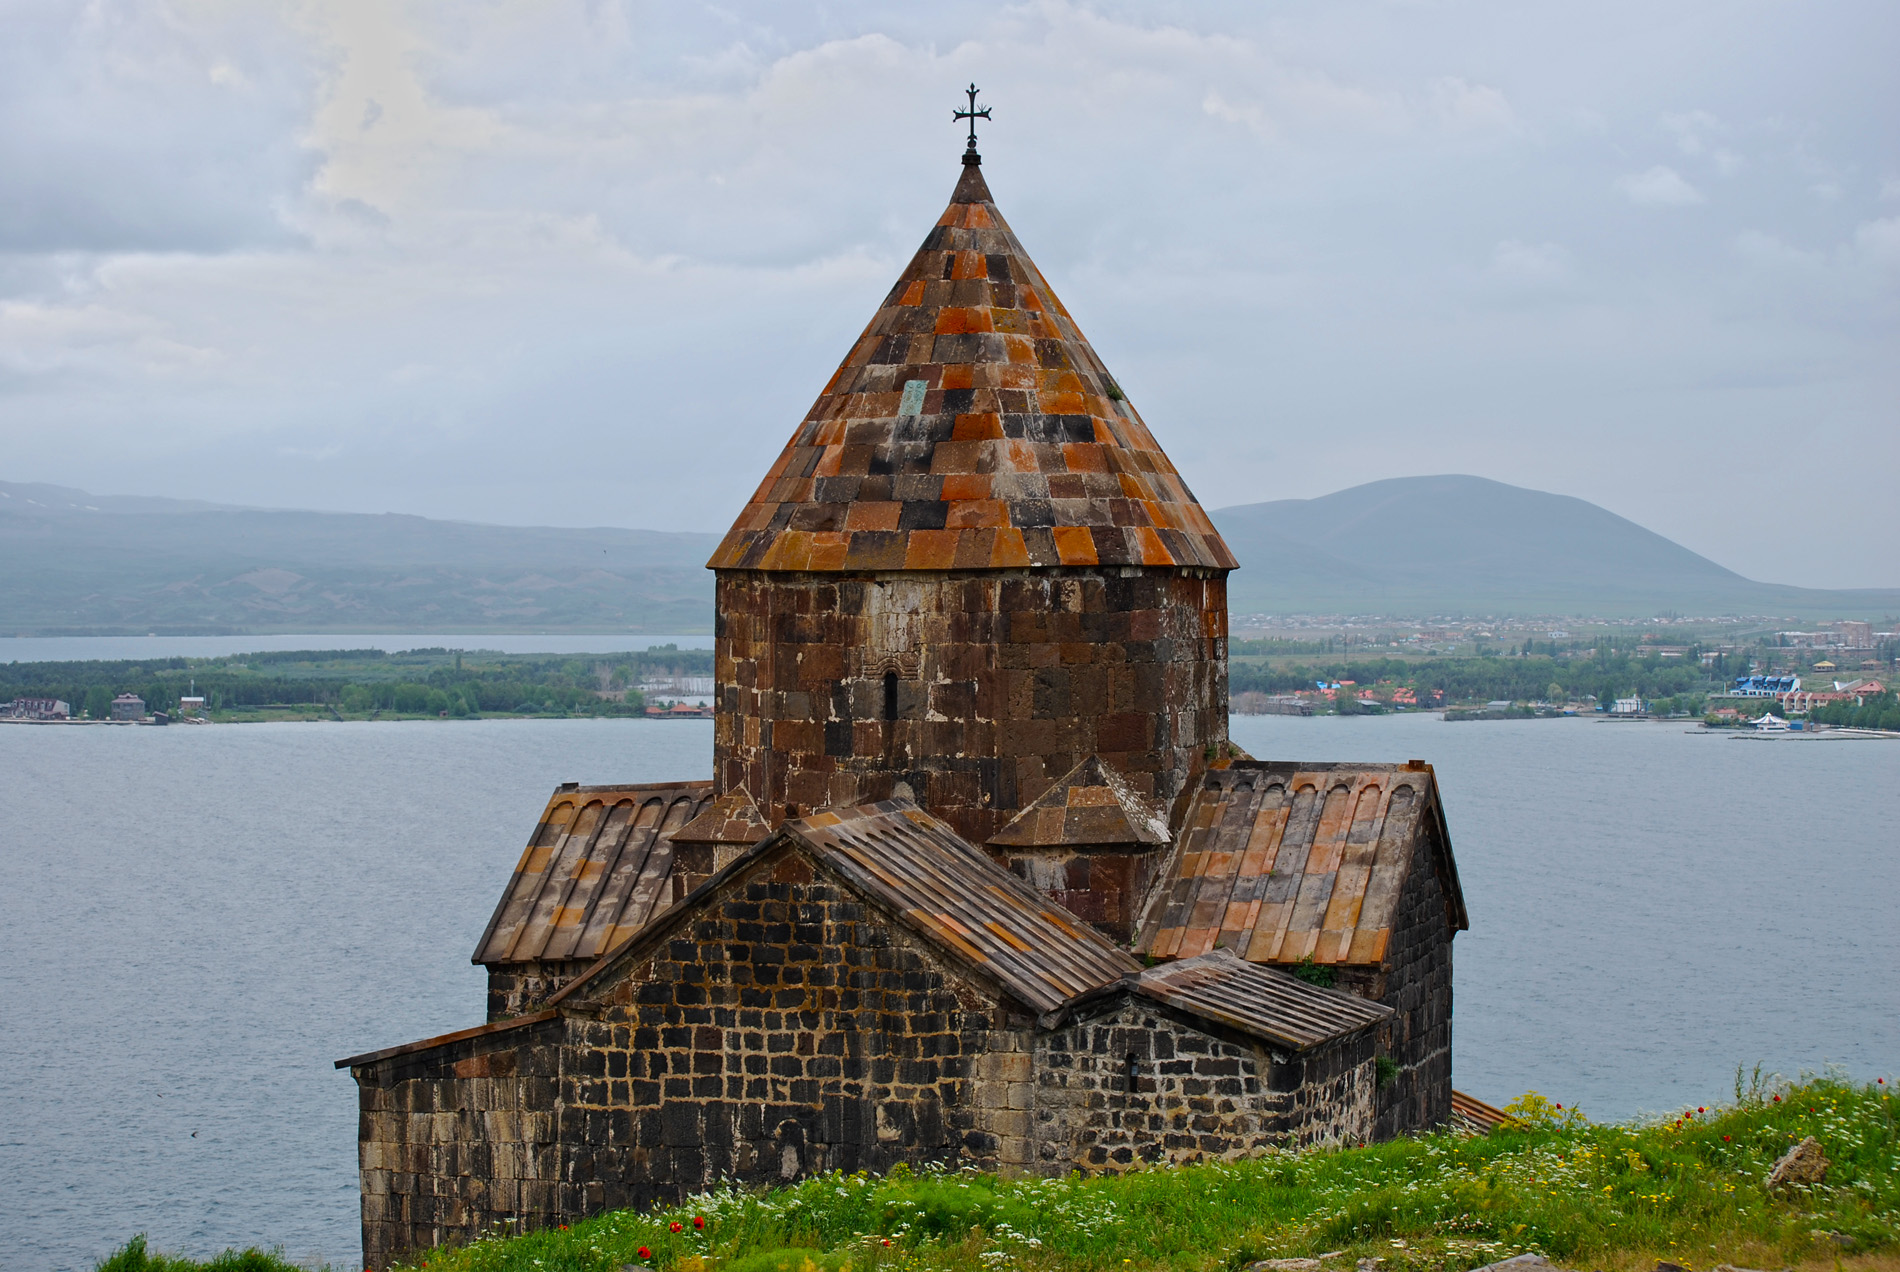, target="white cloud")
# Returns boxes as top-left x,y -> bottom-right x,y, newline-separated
1489,240 -> 1572,286
1427,77 -> 1515,134
1855,217 -> 1900,266
1730,230 -> 1818,269
1616,165 -> 1705,206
